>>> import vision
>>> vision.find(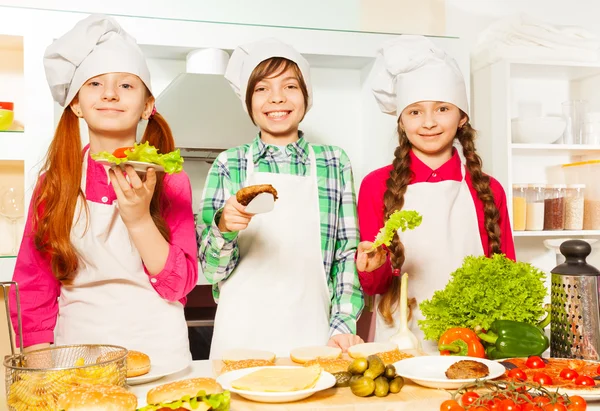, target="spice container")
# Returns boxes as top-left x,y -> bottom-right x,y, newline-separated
563,160 -> 600,230
526,184 -> 545,231
564,184 -> 585,230
512,184 -> 527,231
544,184 -> 566,231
